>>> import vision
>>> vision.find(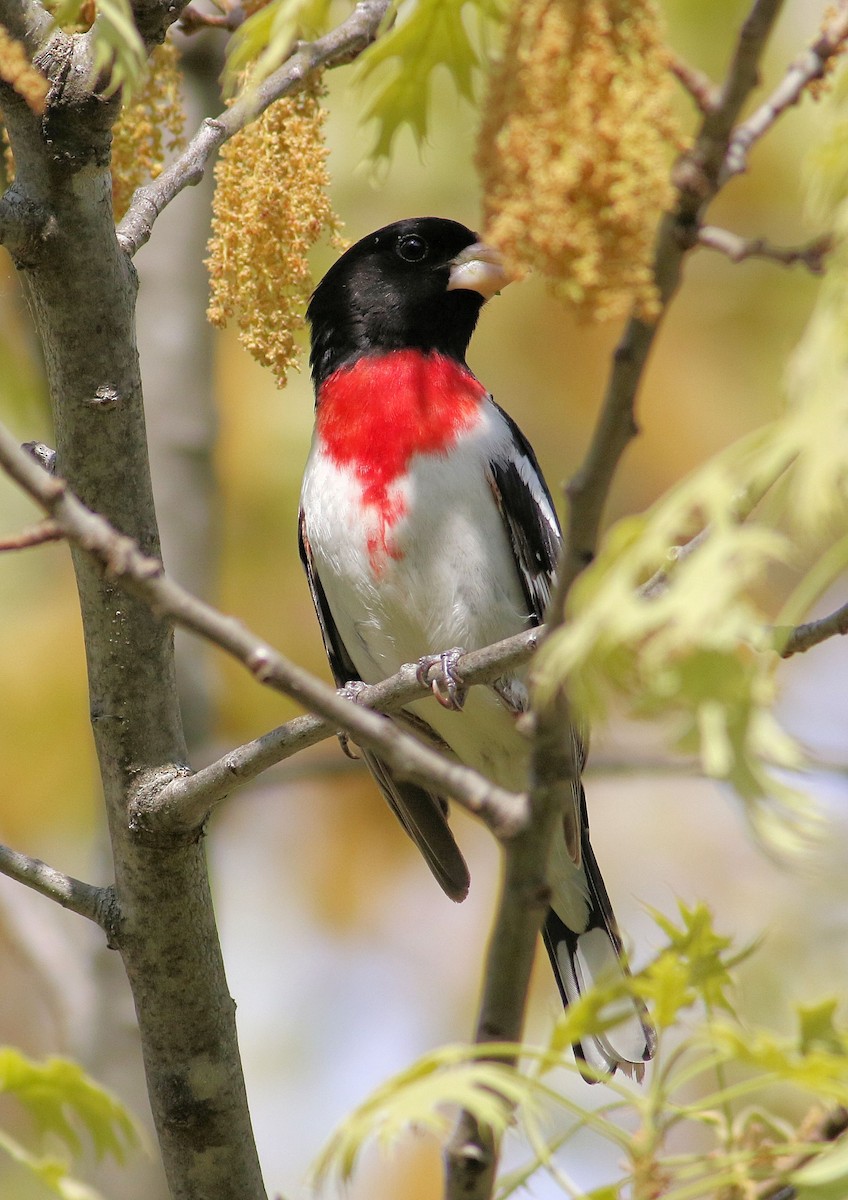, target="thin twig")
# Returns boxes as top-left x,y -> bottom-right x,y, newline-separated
757,1107 -> 848,1200
723,2 -> 848,182
667,52 -> 720,113
0,518 -> 63,550
0,841 -> 114,928
116,0 -> 391,257
0,420 -> 527,840
177,3 -> 245,35
698,225 -> 831,273
778,599 -> 848,657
